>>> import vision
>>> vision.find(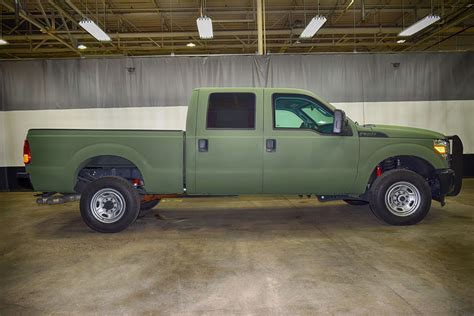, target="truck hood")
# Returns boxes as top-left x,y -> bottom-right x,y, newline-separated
357,124 -> 445,139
